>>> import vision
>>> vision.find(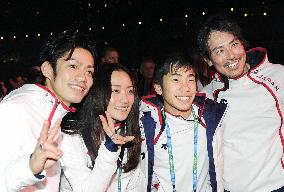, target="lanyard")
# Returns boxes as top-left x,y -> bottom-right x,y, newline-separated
116,124 -> 126,192
164,107 -> 198,192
